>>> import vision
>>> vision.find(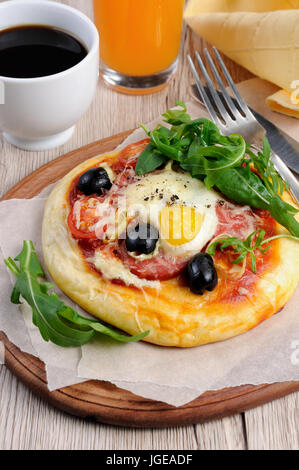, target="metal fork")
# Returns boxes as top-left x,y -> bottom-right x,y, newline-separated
188,47 -> 299,203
